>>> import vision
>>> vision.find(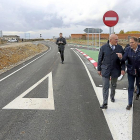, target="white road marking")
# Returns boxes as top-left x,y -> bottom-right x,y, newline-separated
0,46 -> 51,82
90,60 -> 96,63
3,72 -> 55,110
72,48 -> 132,140
97,87 -> 132,140
105,17 -> 117,21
